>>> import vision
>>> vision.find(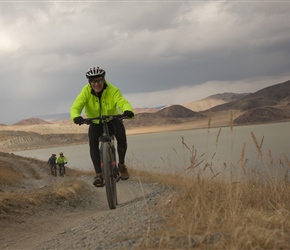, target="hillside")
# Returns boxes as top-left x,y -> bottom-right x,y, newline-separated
0,131 -> 88,152
13,118 -> 52,126
124,105 -> 204,128
208,80 -> 290,112
202,80 -> 290,124
127,80 -> 290,127
234,105 -> 290,124
182,93 -> 248,112
182,97 -> 226,112
133,107 -> 161,114
210,92 -> 250,102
